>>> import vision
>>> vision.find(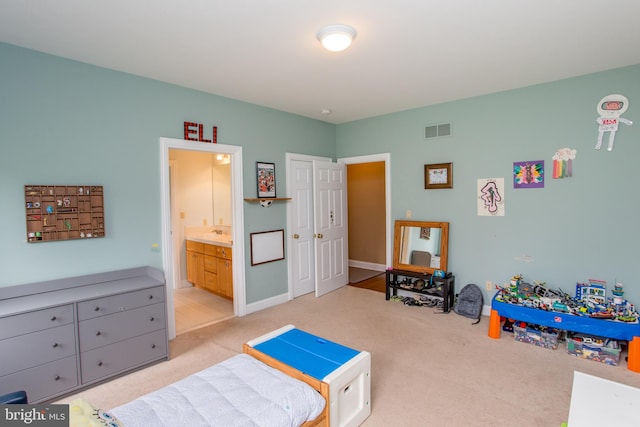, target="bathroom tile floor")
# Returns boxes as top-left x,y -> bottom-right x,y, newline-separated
173,286 -> 234,335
